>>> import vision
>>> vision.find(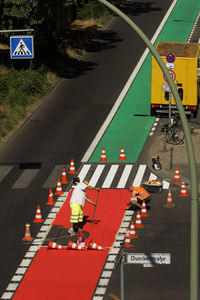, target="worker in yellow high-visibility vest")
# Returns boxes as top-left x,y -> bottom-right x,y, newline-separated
68,176 -> 100,236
